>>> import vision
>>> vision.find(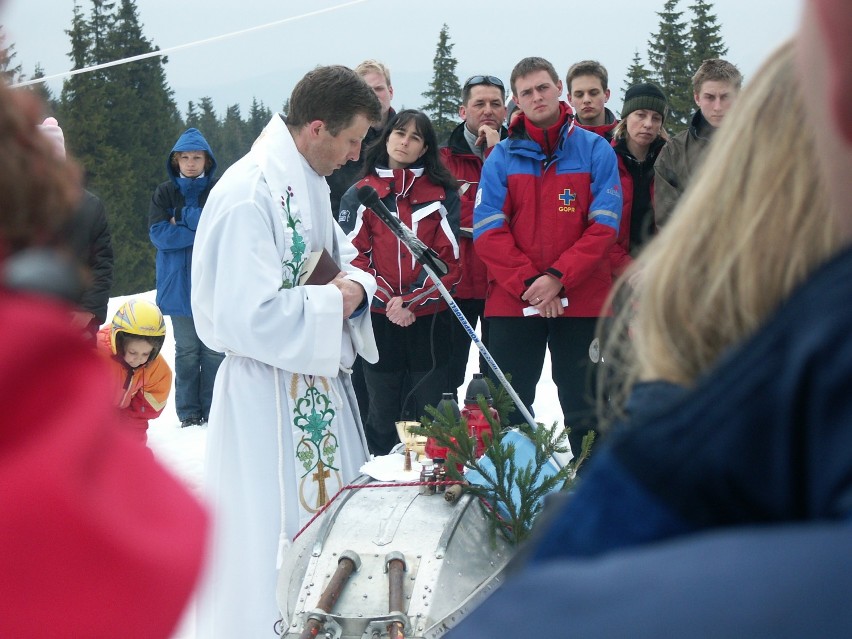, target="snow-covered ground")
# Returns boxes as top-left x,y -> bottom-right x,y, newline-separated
108,291 -> 563,639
